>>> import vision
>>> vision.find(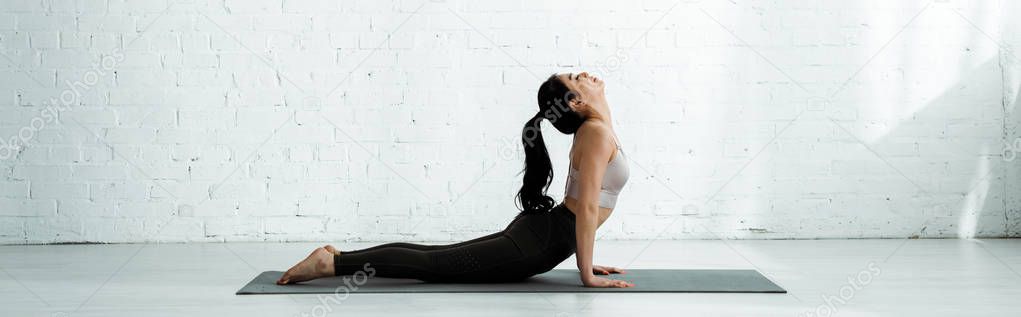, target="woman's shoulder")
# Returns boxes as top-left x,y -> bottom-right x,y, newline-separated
573,121 -> 614,153
575,120 -> 611,139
